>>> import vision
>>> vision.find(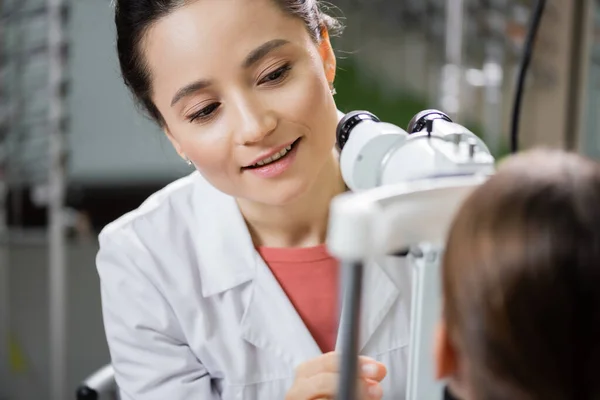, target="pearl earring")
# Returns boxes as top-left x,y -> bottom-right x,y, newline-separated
183,157 -> 192,166
329,81 -> 336,96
